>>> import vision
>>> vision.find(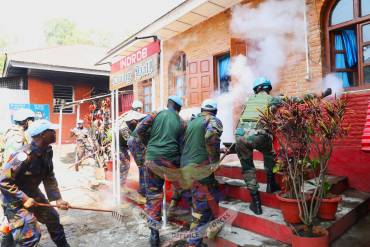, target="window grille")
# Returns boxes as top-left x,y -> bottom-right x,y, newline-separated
0,77 -> 24,89
53,85 -> 74,113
